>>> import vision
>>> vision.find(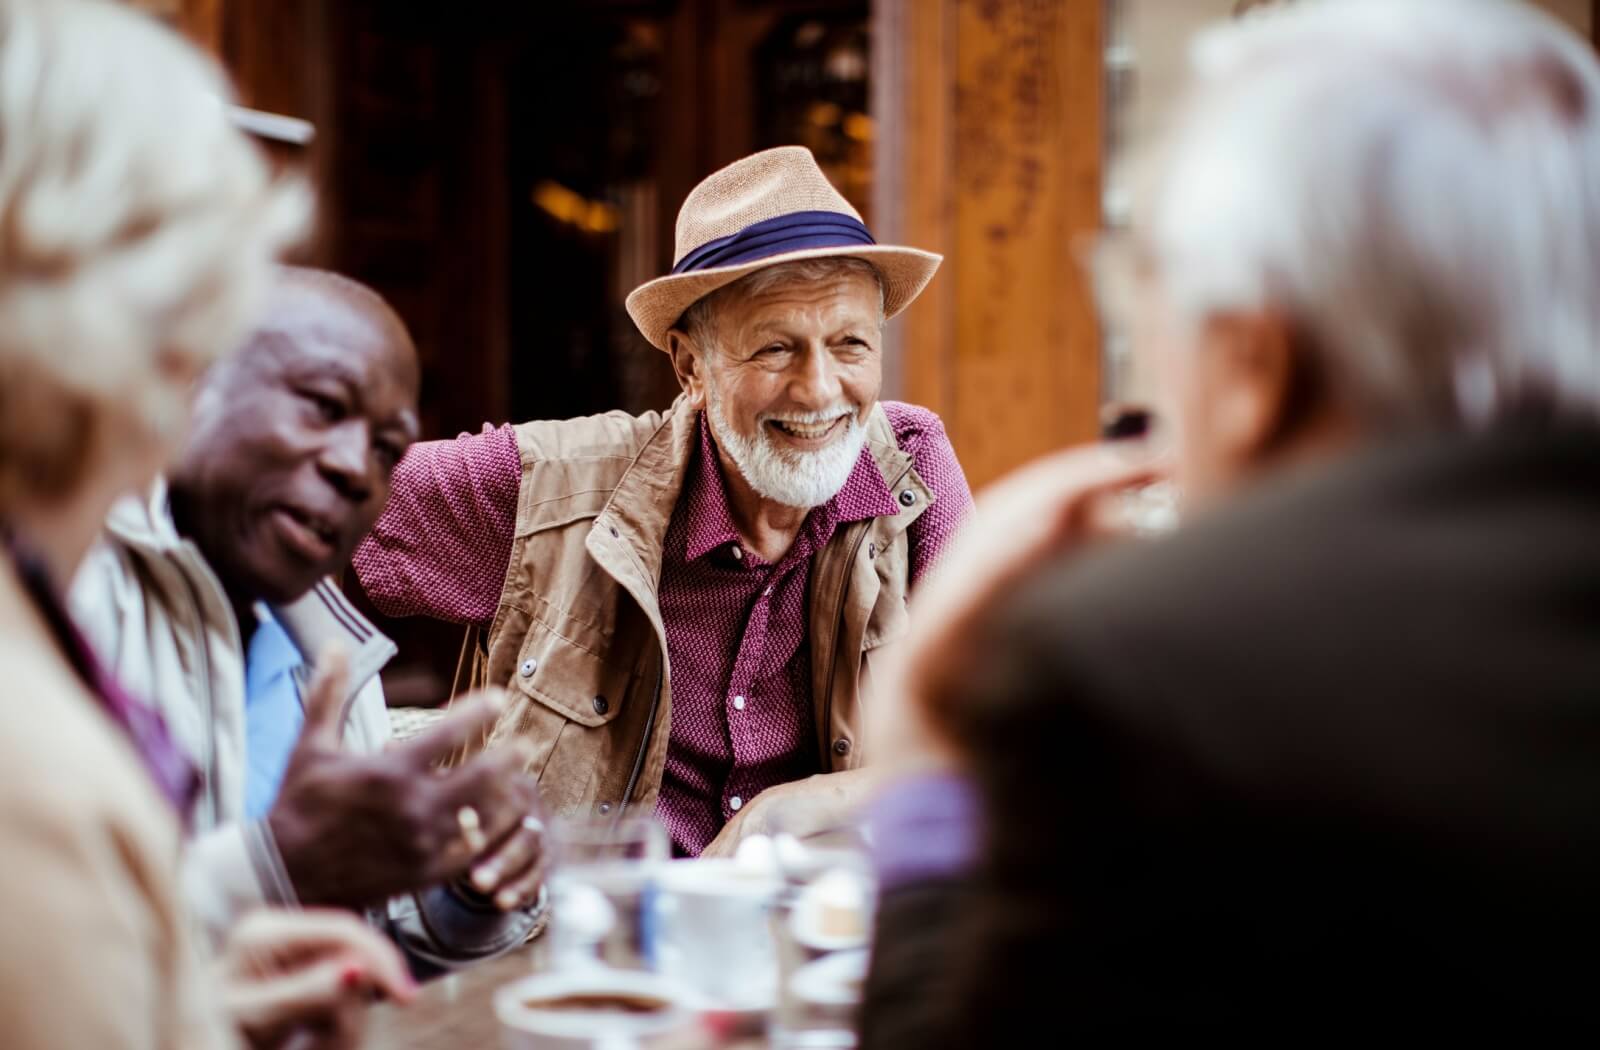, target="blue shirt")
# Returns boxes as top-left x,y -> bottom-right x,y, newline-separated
243,607 -> 305,819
